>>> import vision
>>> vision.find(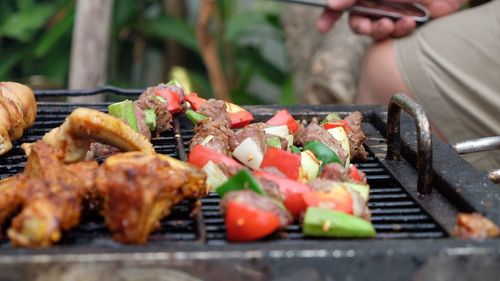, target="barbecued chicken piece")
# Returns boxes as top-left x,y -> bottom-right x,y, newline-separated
7,141 -> 99,247
23,108 -> 155,163
0,176 -> 22,238
96,152 -> 206,244
0,82 -> 37,155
